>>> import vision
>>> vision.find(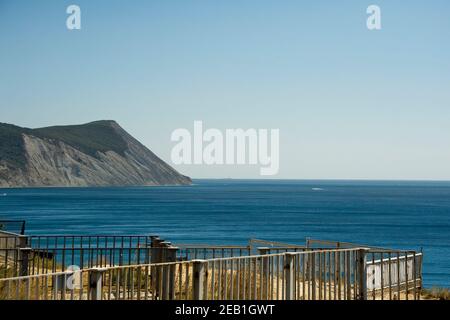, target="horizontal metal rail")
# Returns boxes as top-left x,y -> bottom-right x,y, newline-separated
1,235 -> 423,301
365,250 -> 423,300
177,246 -> 251,261
249,238 -> 305,248
0,221 -> 26,235
306,238 -> 391,251
1,235 -> 154,279
0,248 -> 378,300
